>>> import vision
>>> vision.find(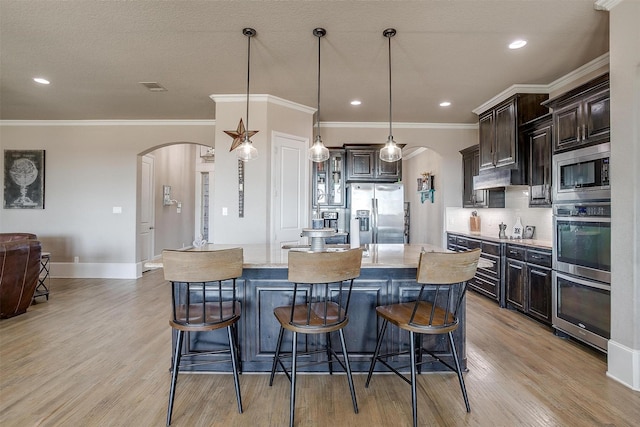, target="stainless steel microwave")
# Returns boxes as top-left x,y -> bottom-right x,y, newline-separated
553,142 -> 610,202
